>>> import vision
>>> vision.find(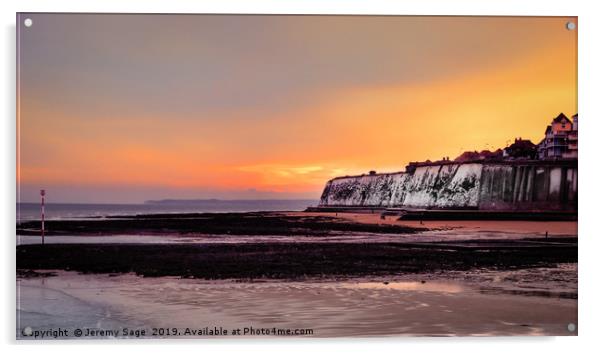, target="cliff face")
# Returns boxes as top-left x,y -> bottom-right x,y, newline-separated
319,161 -> 577,211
